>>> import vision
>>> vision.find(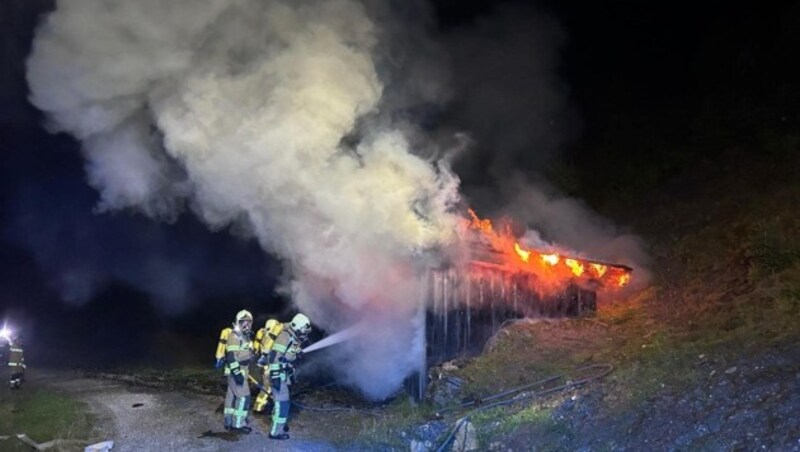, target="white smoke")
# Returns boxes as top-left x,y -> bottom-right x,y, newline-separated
28,0 -> 460,399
